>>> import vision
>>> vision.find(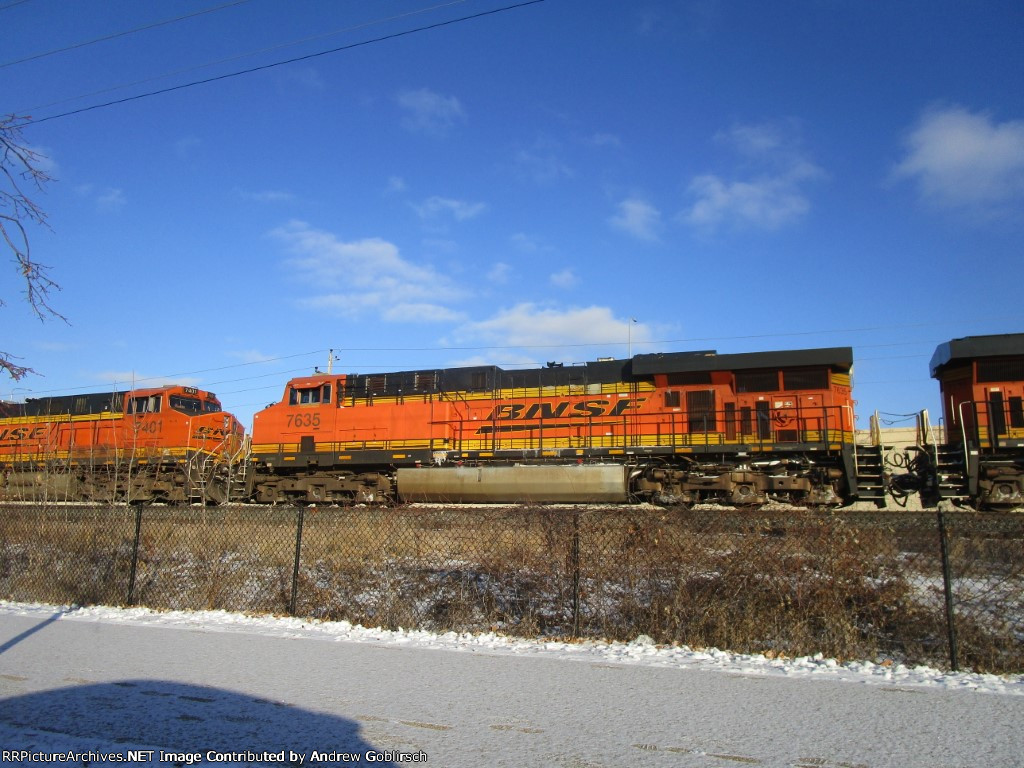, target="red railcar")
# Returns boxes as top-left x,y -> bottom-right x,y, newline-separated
245,347 -> 884,506
0,384 -> 245,503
